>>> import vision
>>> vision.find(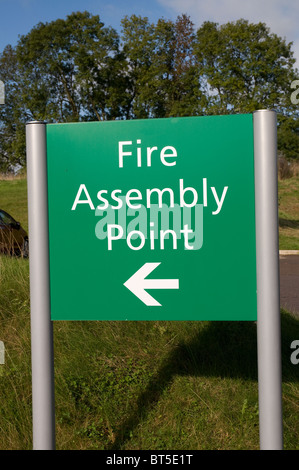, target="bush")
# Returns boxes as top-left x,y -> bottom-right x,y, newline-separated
278,156 -> 293,179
